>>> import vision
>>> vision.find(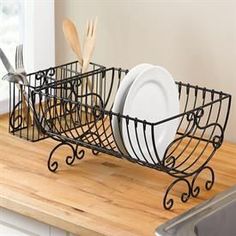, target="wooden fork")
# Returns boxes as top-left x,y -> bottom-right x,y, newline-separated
82,17 -> 98,74
81,18 -> 98,108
